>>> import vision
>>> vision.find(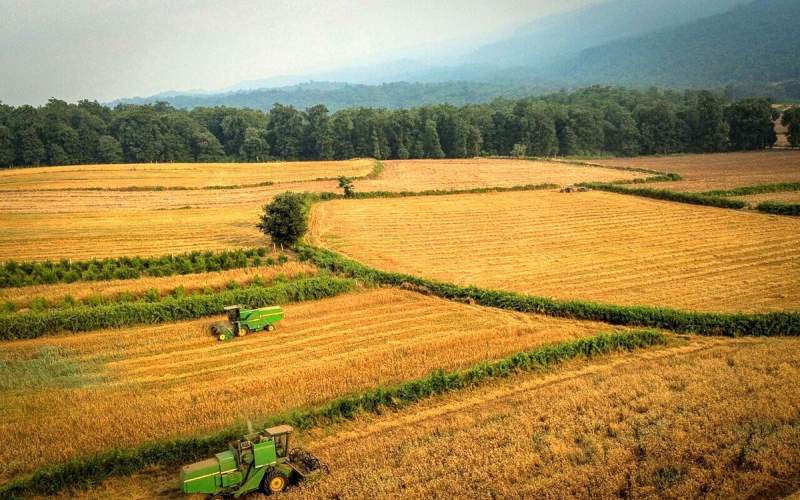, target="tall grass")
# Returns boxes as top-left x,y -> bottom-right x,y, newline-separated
756,201 -> 800,216
0,330 -> 666,498
699,182 -> 800,197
